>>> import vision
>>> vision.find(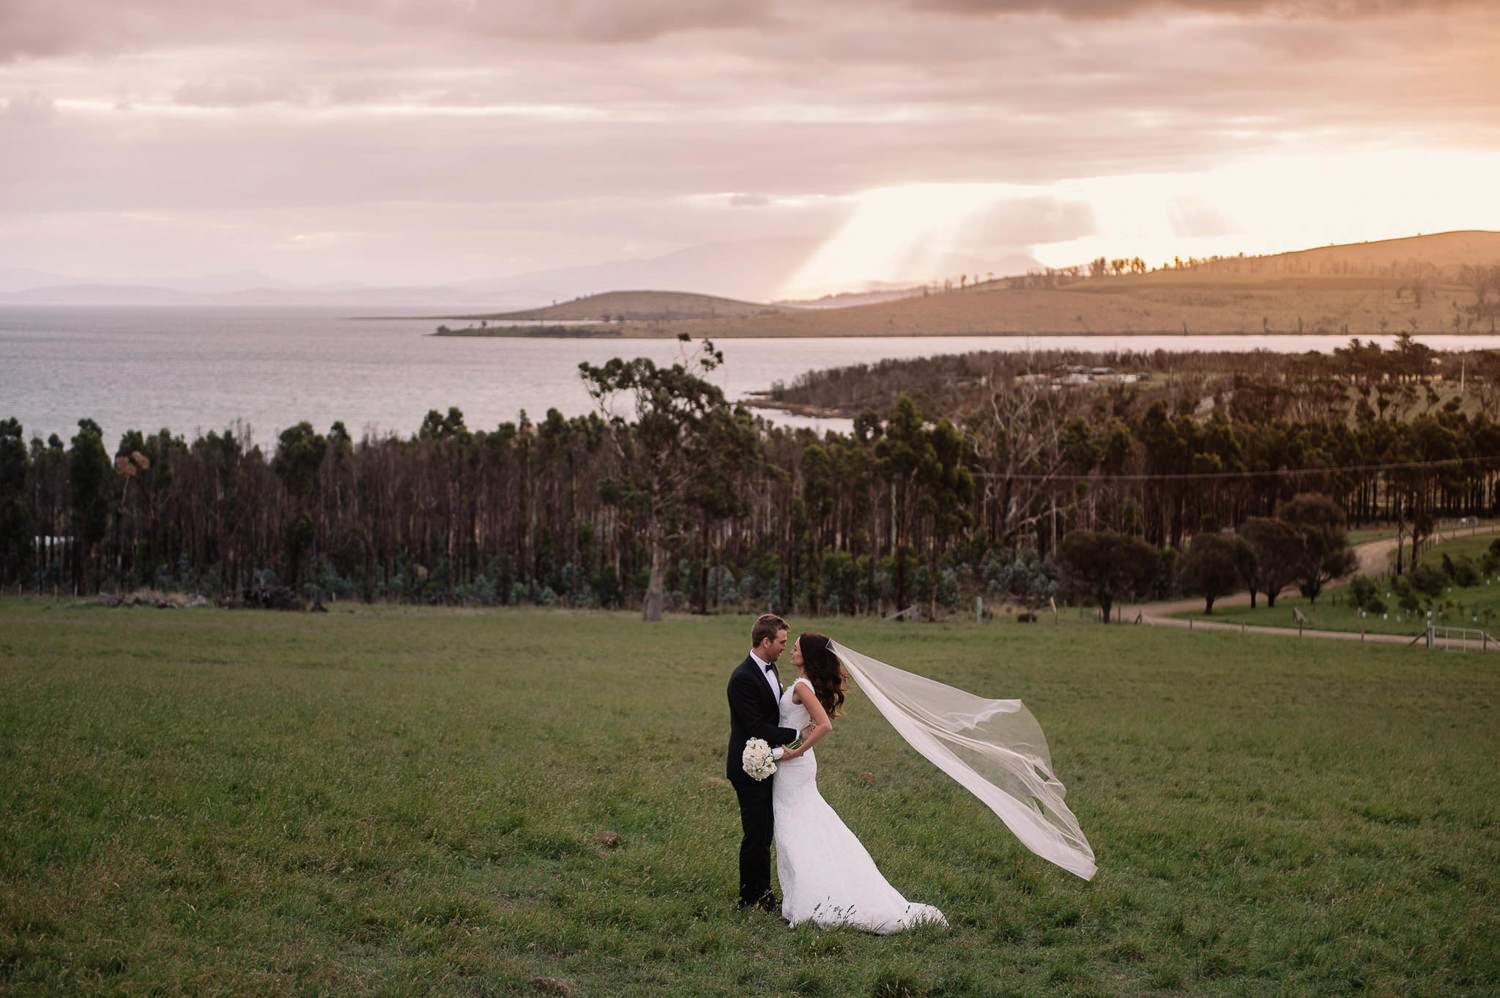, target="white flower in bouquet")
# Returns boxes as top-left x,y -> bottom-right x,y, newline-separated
742,737 -> 781,780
